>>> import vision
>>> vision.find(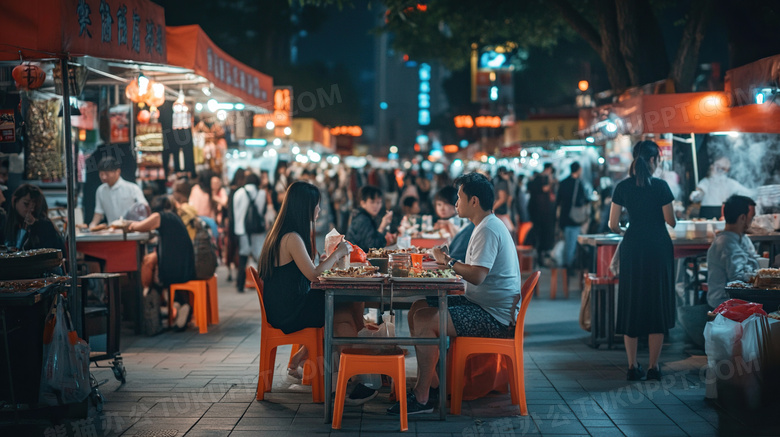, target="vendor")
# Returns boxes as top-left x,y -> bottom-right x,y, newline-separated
689,157 -> 753,219
4,184 -> 64,252
89,157 -> 148,228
